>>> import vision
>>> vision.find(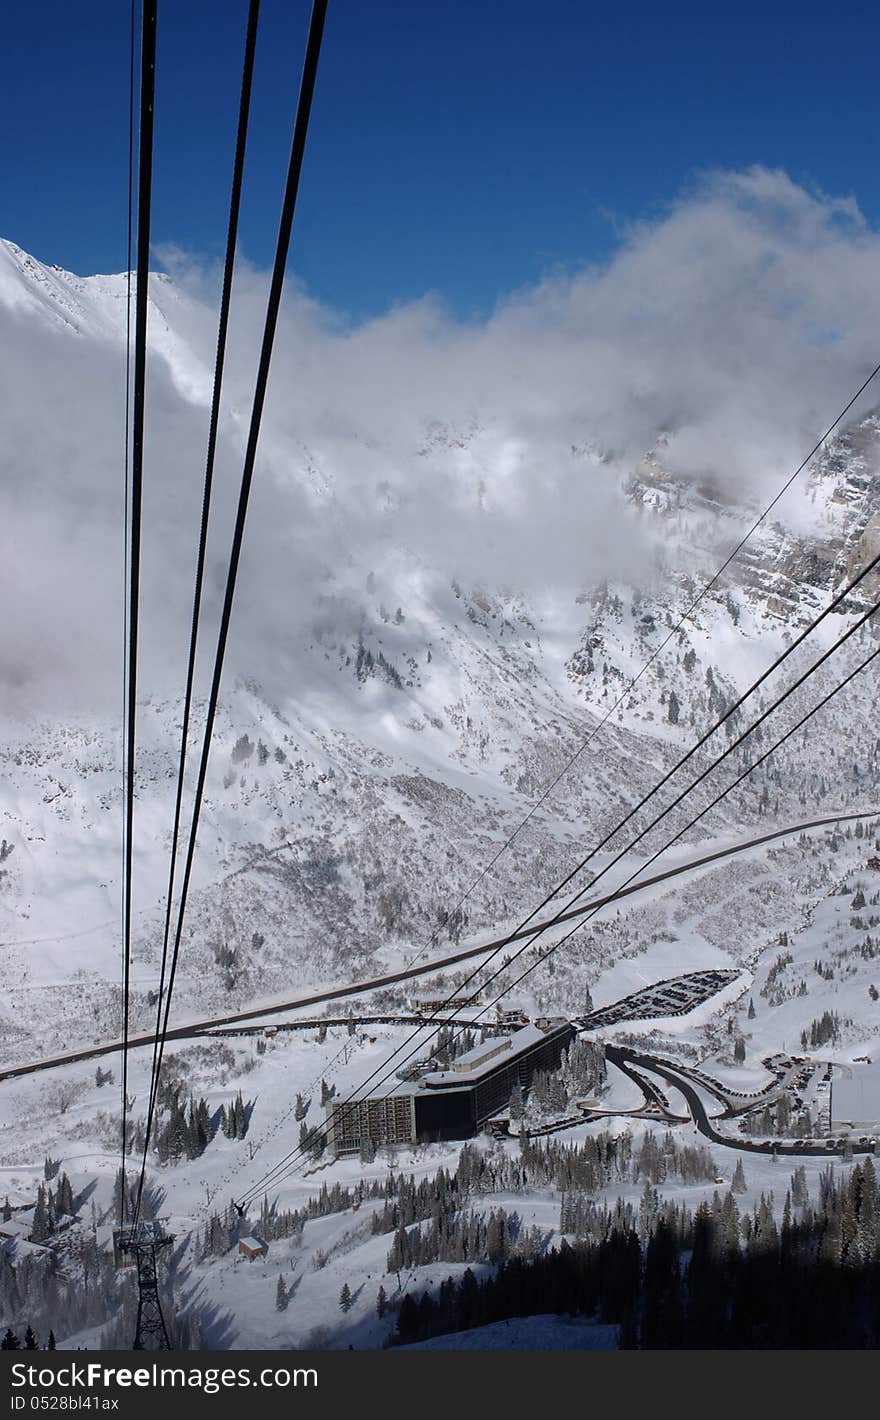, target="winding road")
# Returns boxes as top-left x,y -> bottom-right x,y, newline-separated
606,1044 -> 878,1158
